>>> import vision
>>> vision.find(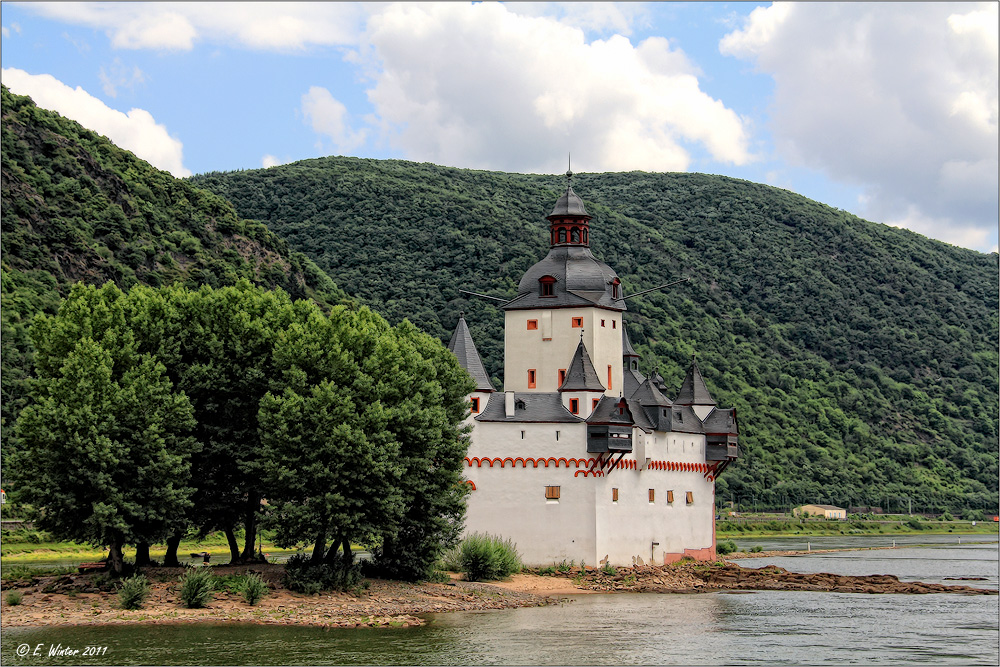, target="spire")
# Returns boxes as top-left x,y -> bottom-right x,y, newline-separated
447,314 -> 495,392
622,324 -> 639,359
559,339 -> 605,392
674,357 -> 716,406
